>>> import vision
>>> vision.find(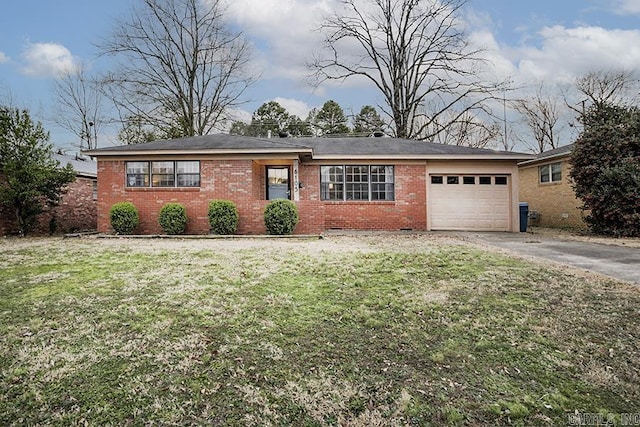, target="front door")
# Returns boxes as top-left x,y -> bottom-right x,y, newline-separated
267,166 -> 290,200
